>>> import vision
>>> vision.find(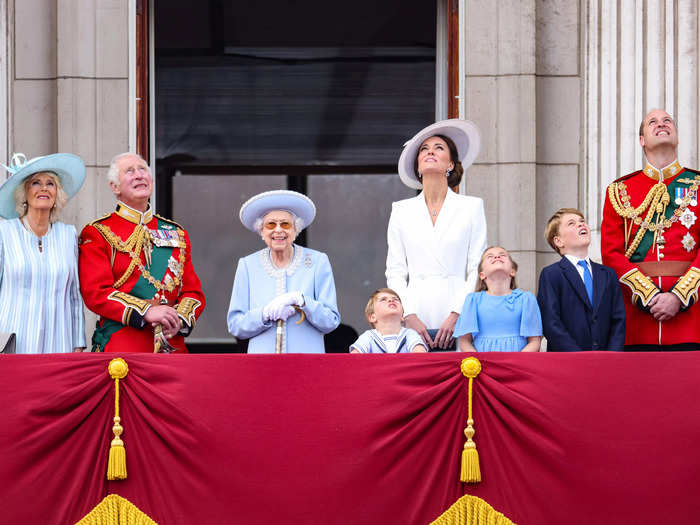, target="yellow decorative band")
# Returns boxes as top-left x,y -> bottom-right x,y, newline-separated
108,291 -> 150,323
671,266 -> 700,307
176,297 -> 202,327
430,494 -> 515,525
76,494 -> 158,525
619,268 -> 659,307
